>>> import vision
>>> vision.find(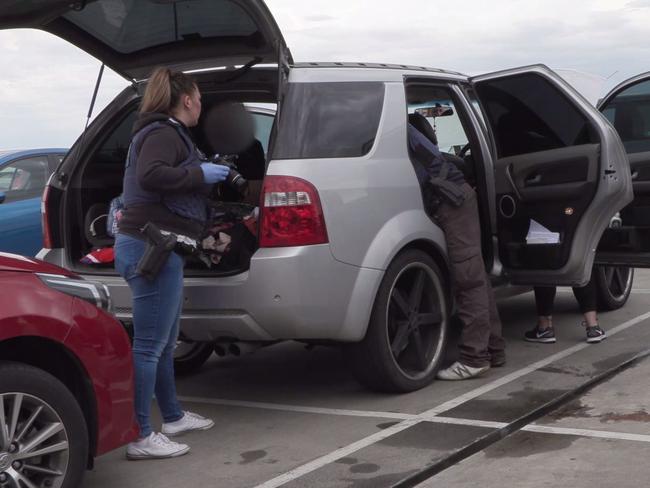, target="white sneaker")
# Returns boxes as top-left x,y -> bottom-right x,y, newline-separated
162,411 -> 215,436
436,361 -> 490,381
126,432 -> 190,460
